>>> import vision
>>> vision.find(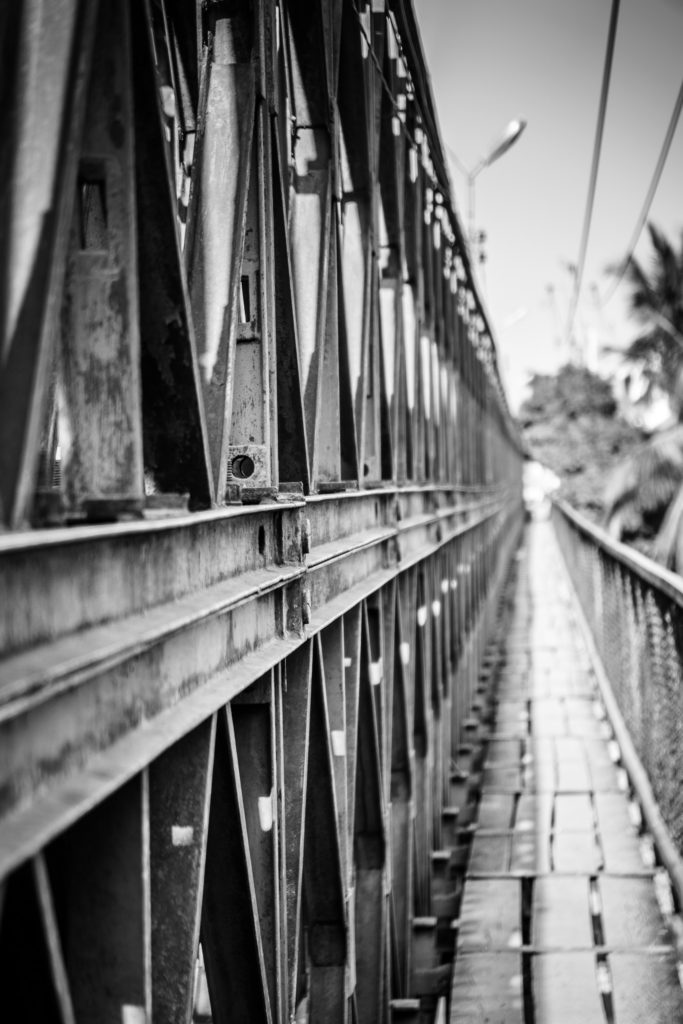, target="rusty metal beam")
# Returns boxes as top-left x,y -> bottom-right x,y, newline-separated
0,2 -> 525,1022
